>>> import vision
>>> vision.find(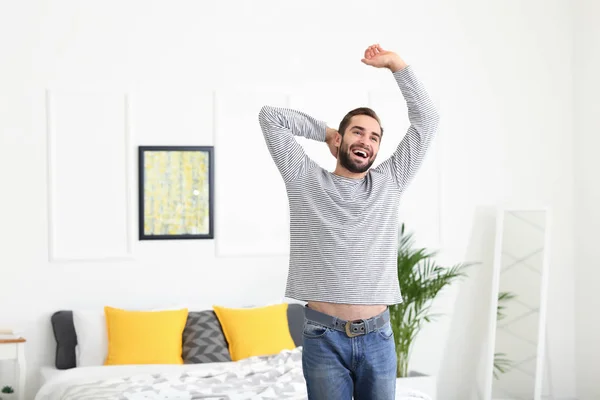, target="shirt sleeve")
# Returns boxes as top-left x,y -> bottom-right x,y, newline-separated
258,105 -> 327,183
373,65 -> 440,191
